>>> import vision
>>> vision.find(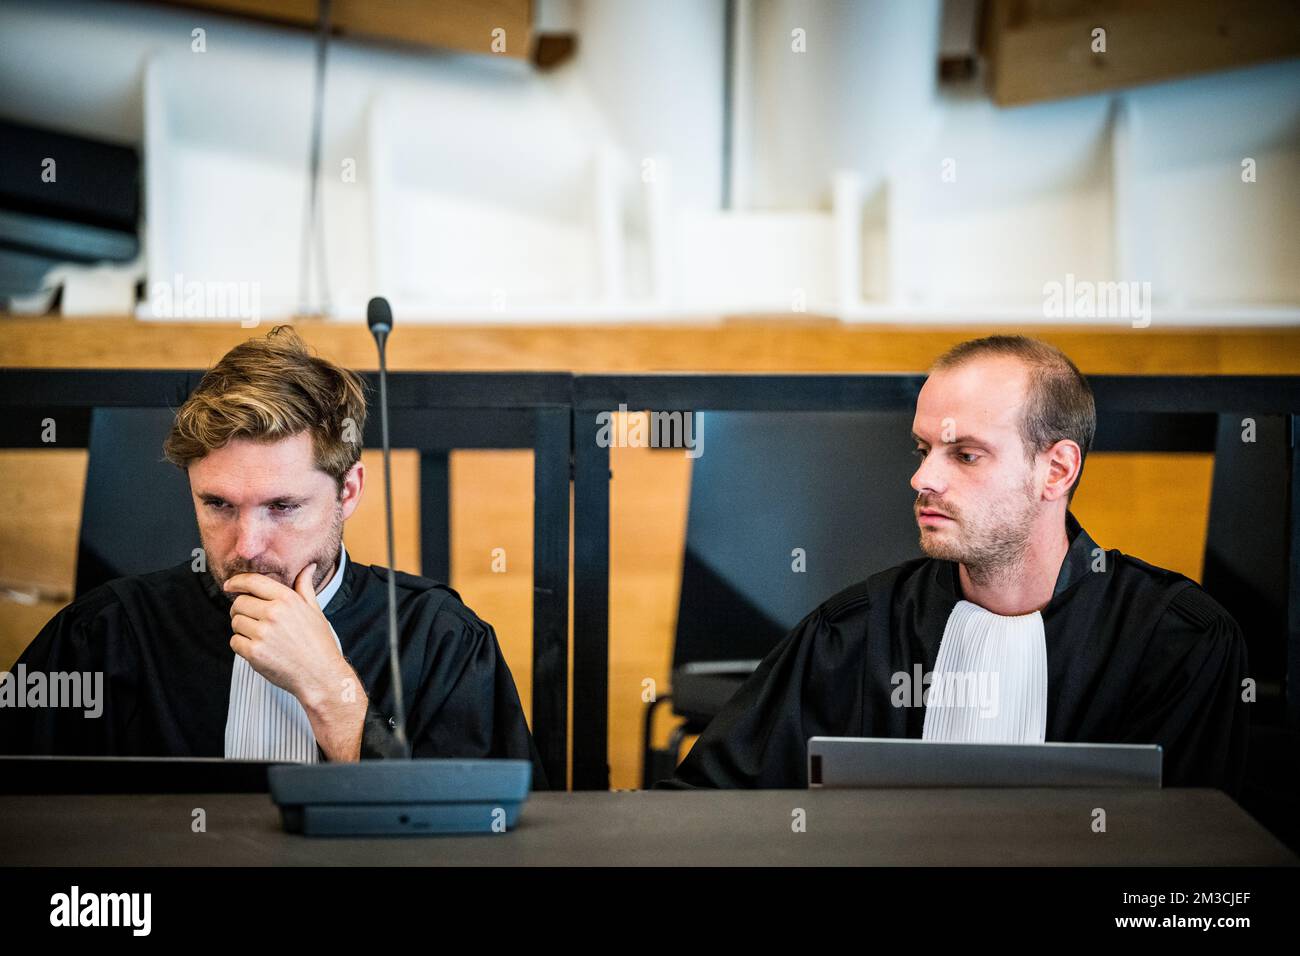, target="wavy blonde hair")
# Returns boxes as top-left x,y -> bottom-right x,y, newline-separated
163,325 -> 368,488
